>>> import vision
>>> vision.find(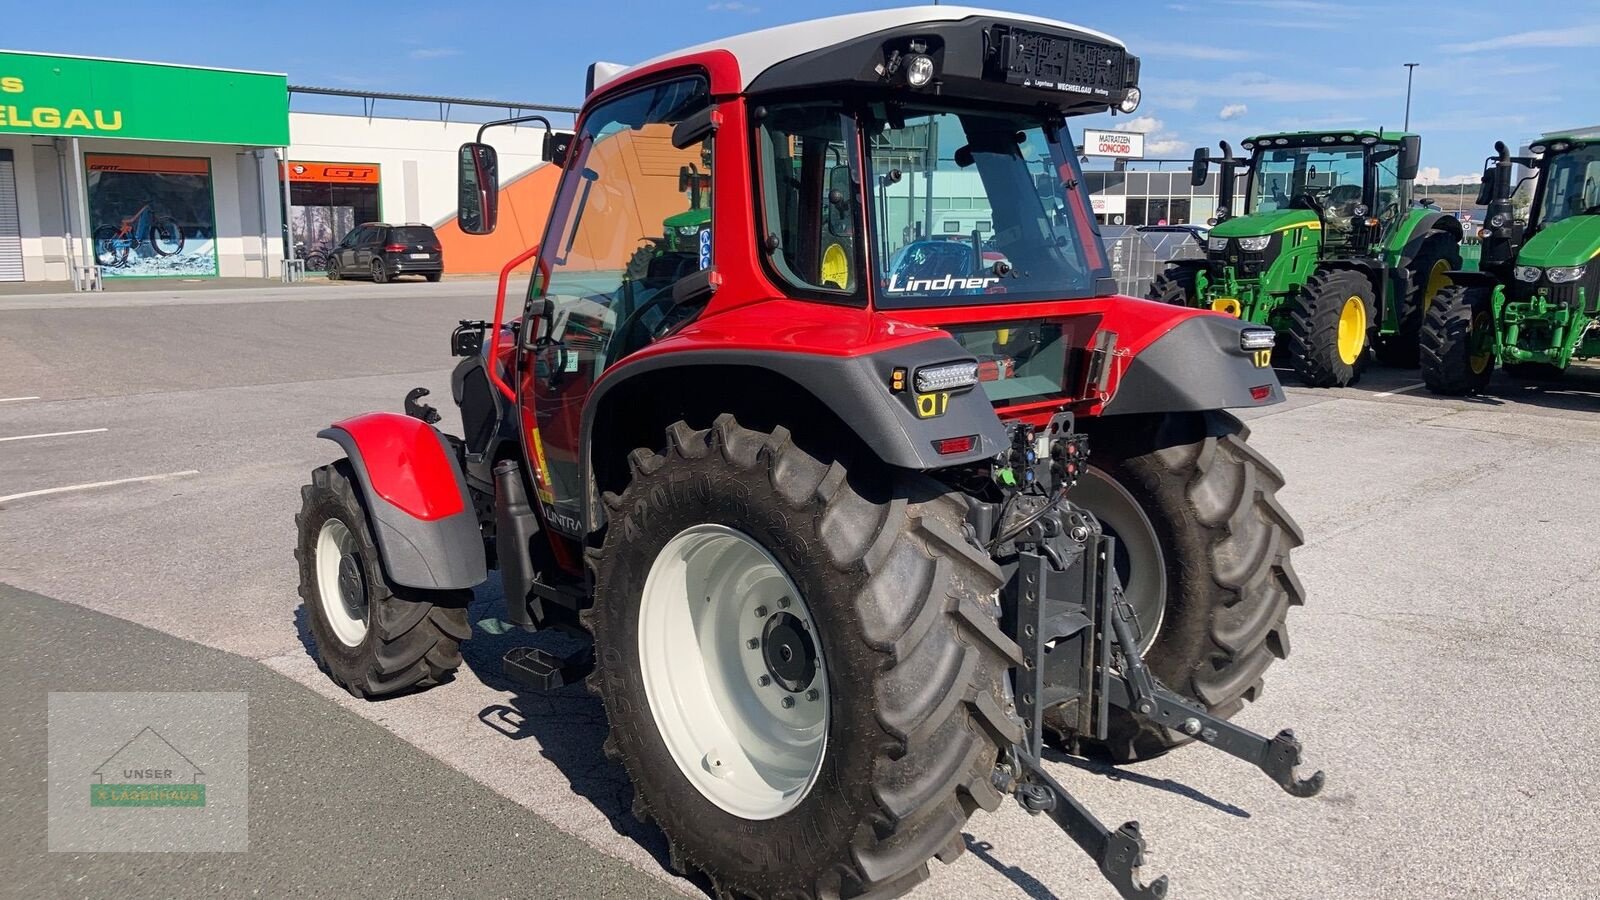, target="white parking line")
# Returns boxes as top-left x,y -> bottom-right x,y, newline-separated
1374,383 -> 1425,398
0,470 -> 199,505
0,396 -> 41,403
0,428 -> 108,443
